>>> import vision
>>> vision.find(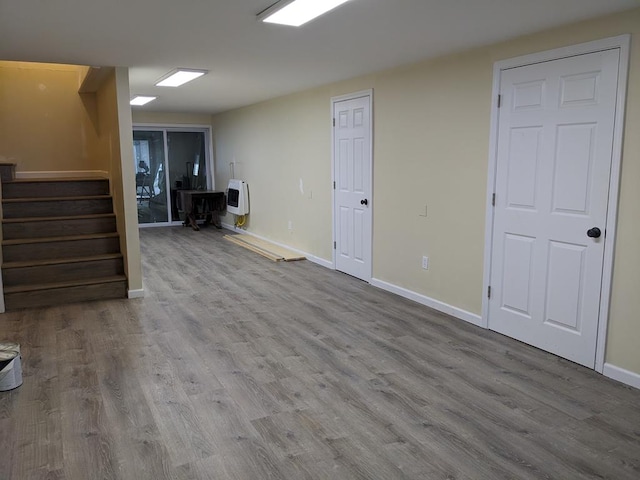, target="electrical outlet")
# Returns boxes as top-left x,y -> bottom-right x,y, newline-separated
288,220 -> 293,230
422,256 -> 429,270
